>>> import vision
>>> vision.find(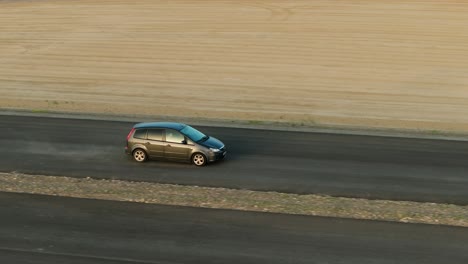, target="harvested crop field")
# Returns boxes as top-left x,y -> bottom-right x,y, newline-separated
1,0 -> 468,132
